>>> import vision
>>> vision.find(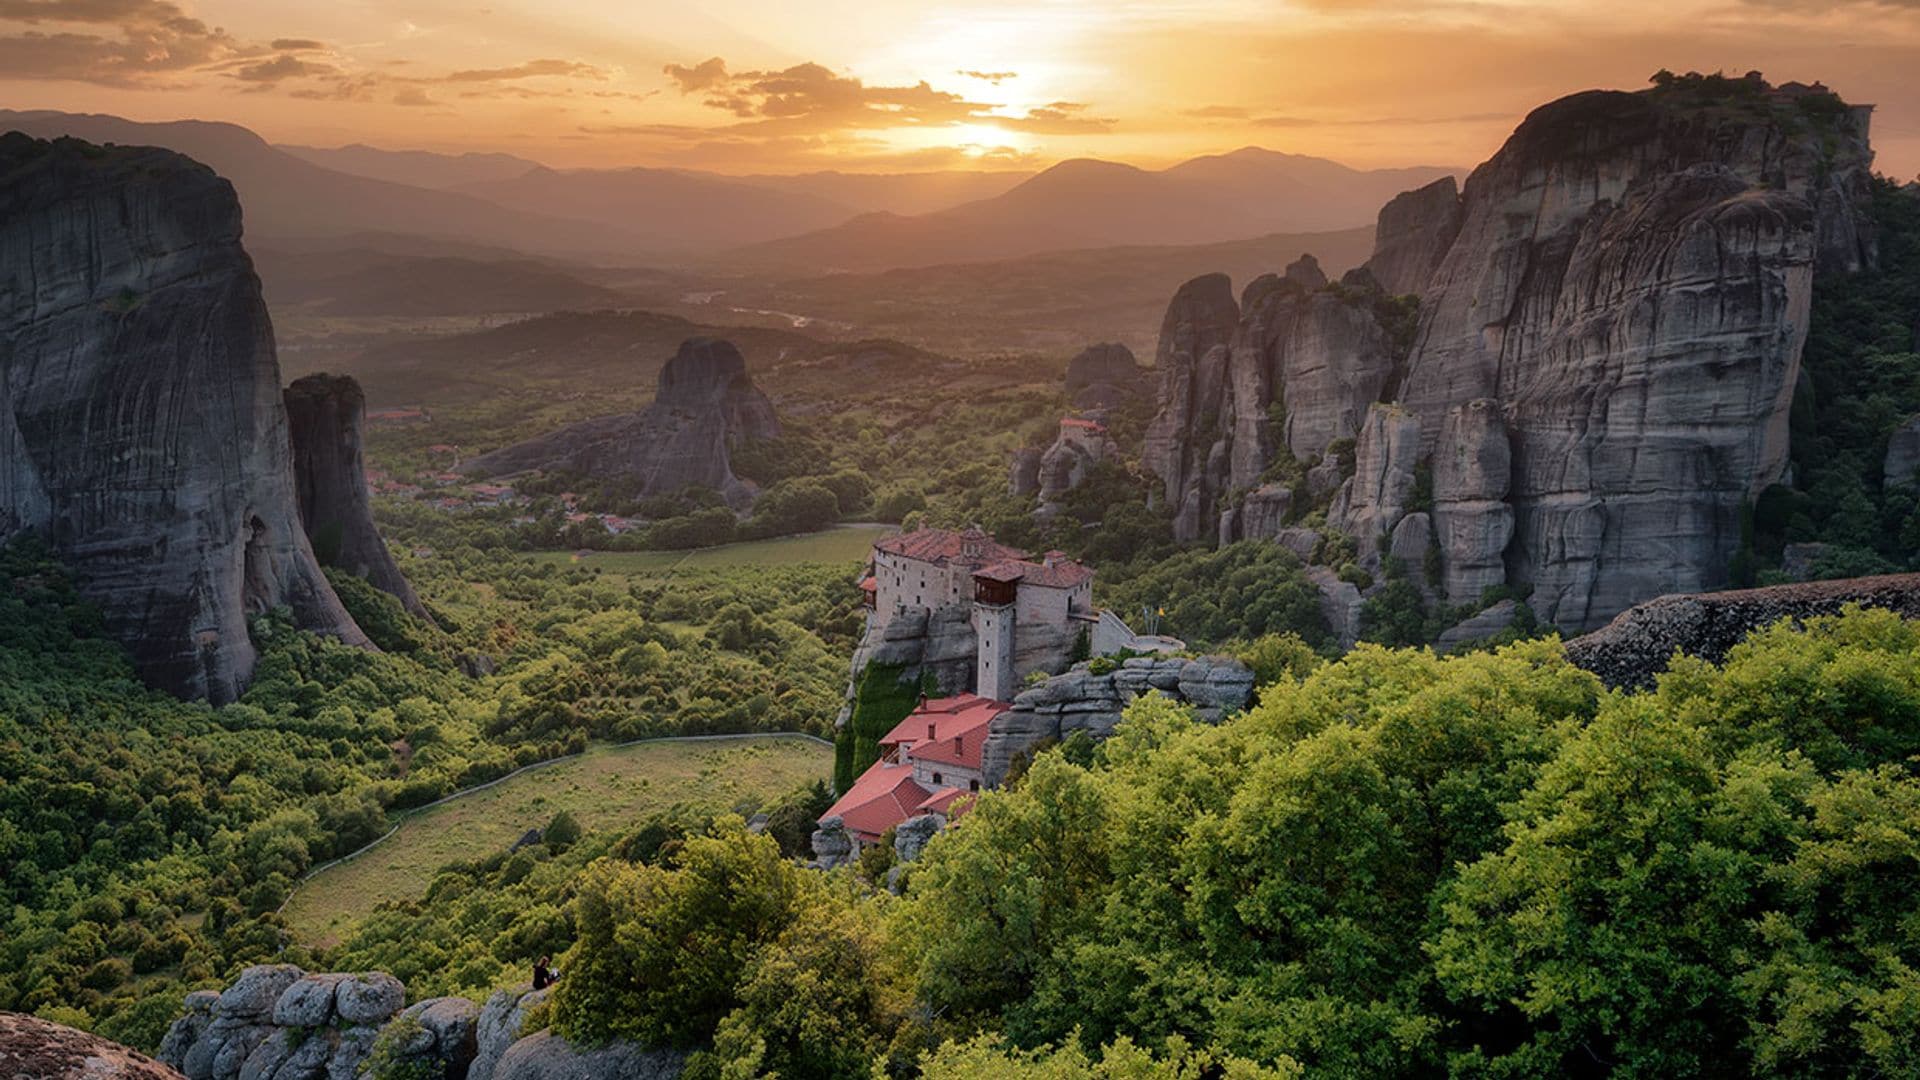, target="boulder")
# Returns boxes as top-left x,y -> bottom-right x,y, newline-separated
217,967 -> 306,1021
333,973 -> 405,1026
272,974 -> 346,1028
1275,527 -> 1321,562
403,995 -> 480,1068
1435,600 -> 1519,654
1306,567 -> 1365,651
810,816 -> 855,870
0,1012 -> 185,1079
1234,484 -> 1293,542
893,813 -> 945,863
491,1029 -> 685,1080
470,987 -> 551,1080
1175,656 -> 1257,716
